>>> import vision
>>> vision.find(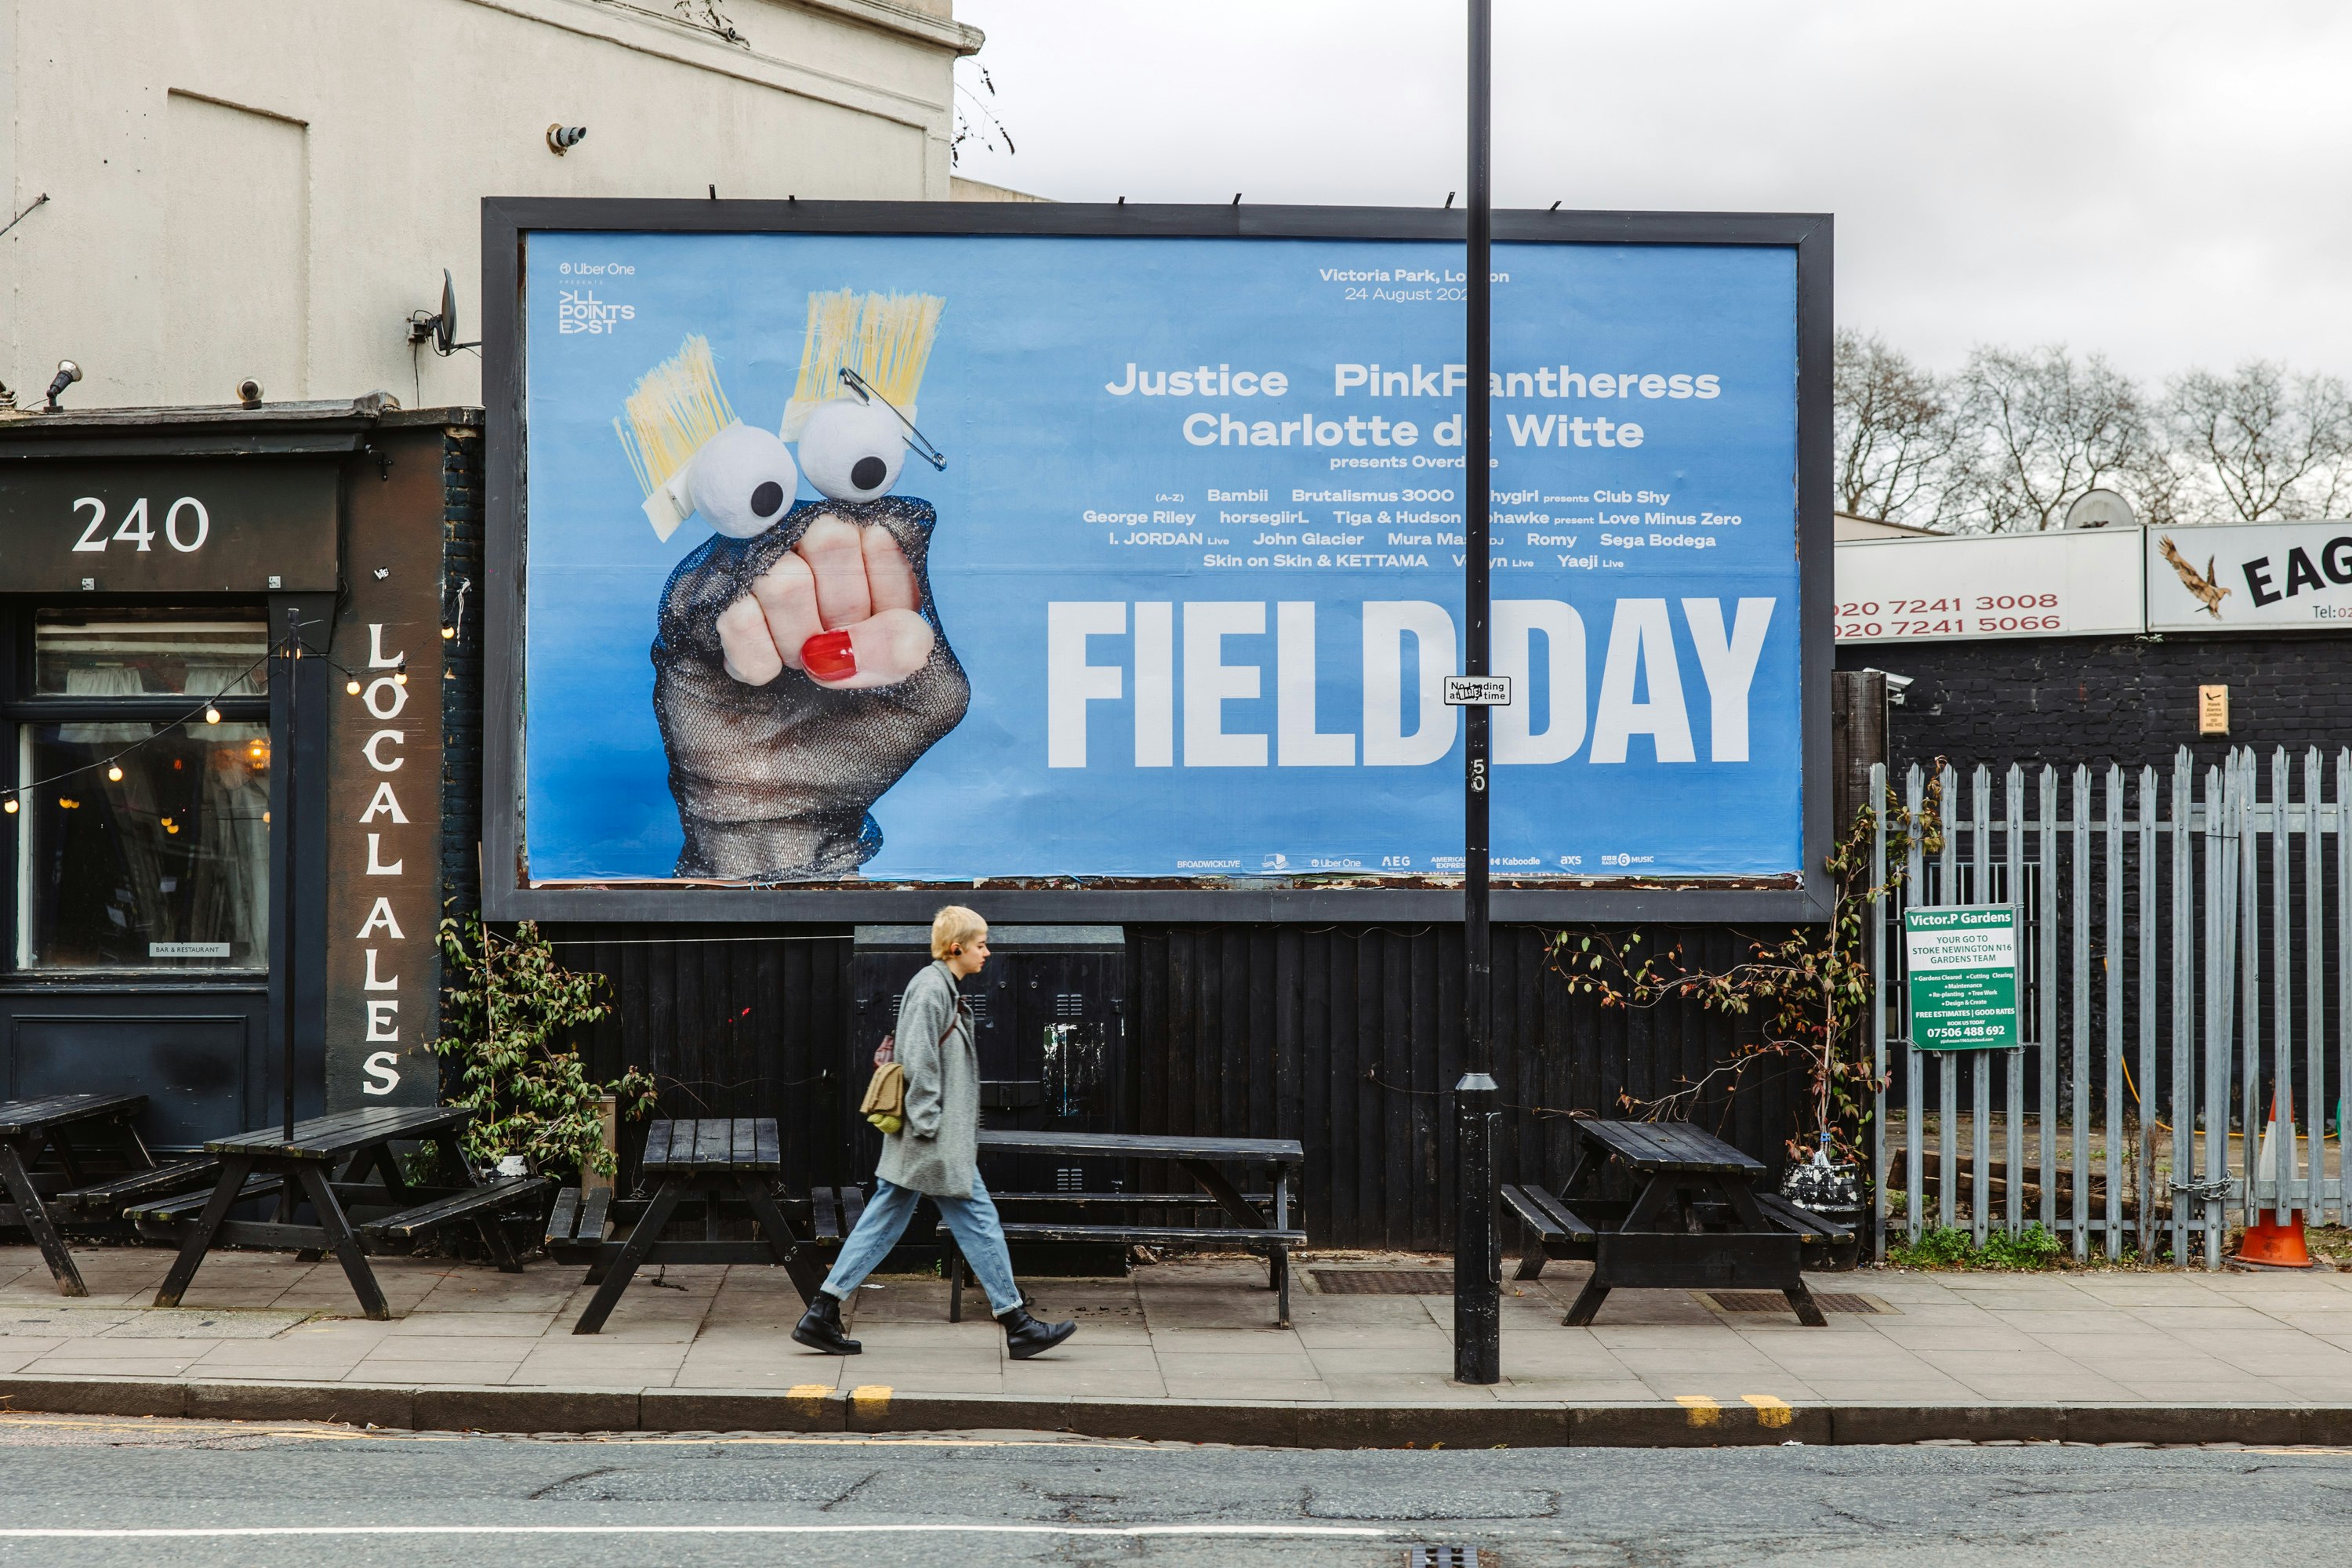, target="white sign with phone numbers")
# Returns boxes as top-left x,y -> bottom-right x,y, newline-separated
1835,527 -> 2143,644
